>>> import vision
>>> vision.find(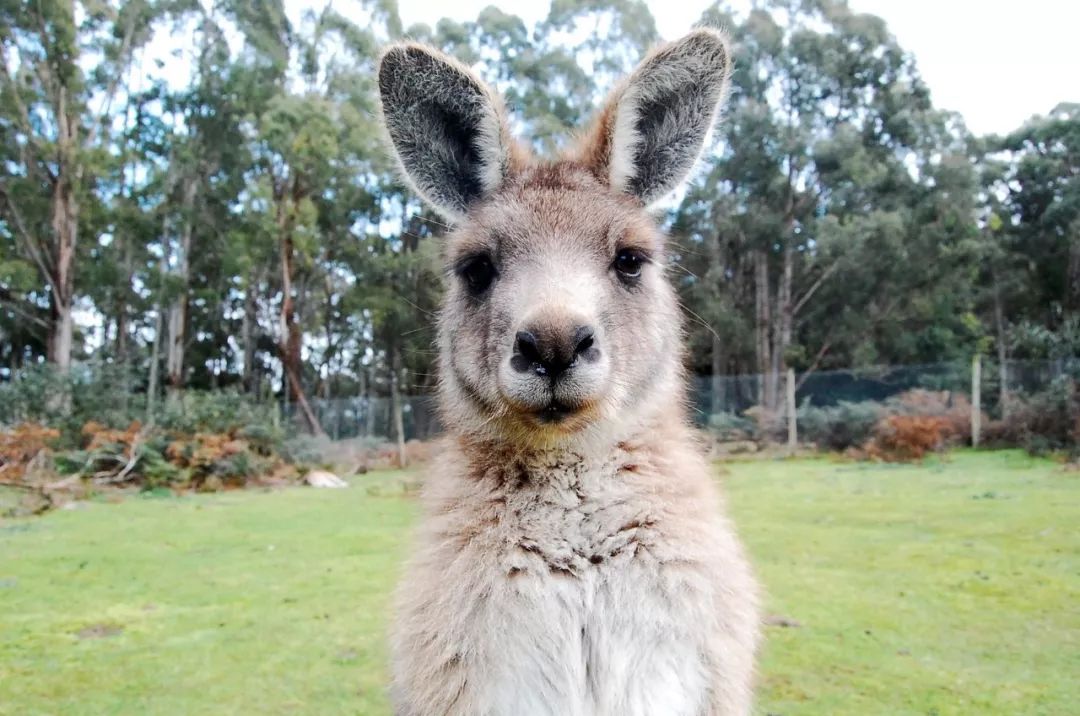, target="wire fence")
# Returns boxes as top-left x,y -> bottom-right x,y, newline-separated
291,395 -> 443,442
297,358 -> 1079,443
